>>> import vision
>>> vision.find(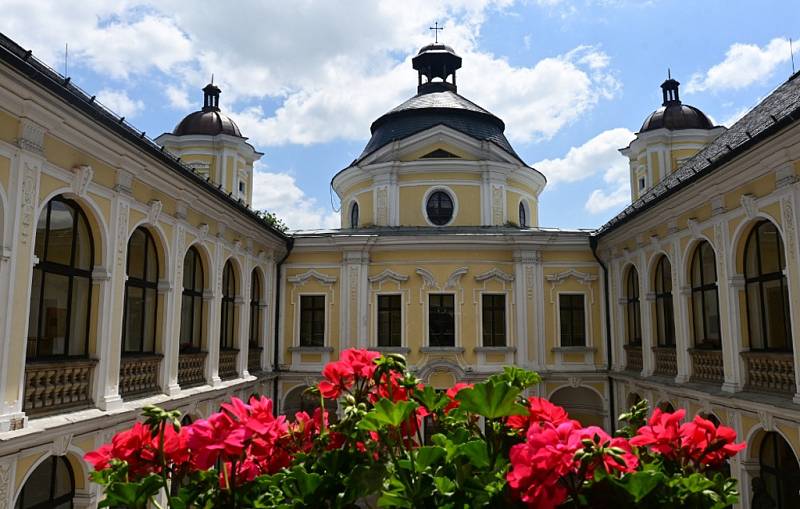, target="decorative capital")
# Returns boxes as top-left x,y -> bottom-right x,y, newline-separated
71,164 -> 93,198
147,199 -> 163,225
740,193 -> 758,220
